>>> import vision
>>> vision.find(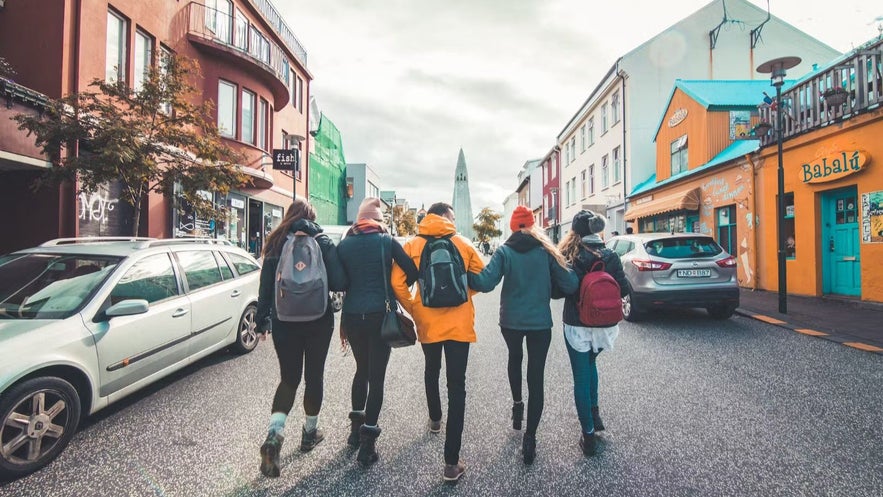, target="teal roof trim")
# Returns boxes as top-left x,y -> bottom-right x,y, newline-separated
628,140 -> 759,198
